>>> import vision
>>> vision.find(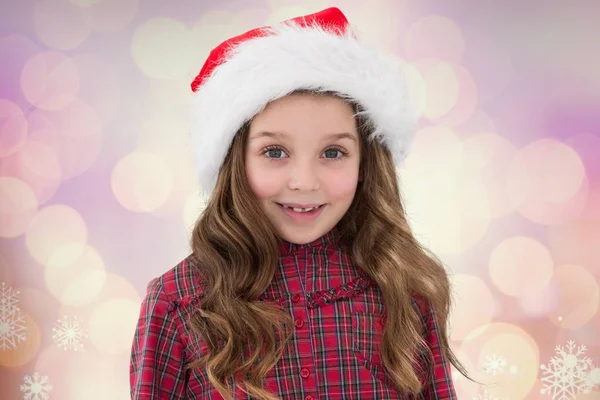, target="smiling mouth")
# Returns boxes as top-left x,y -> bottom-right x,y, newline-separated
276,203 -> 325,213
